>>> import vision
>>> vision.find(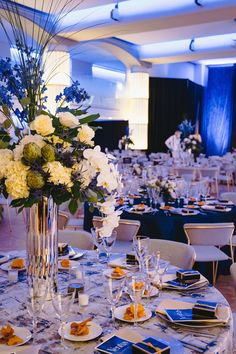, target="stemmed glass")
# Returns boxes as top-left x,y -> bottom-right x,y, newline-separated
104,276 -> 125,330
152,188 -> 160,210
147,187 -> 153,208
26,278 -> 47,343
143,254 -> 159,304
91,227 -> 106,262
133,235 -> 150,272
126,275 -> 145,328
103,231 -> 117,262
157,253 -> 170,295
50,279 -> 76,351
